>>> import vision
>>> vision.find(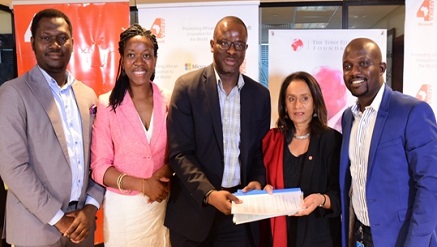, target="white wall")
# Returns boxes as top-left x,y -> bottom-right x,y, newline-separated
373,5 -> 405,37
